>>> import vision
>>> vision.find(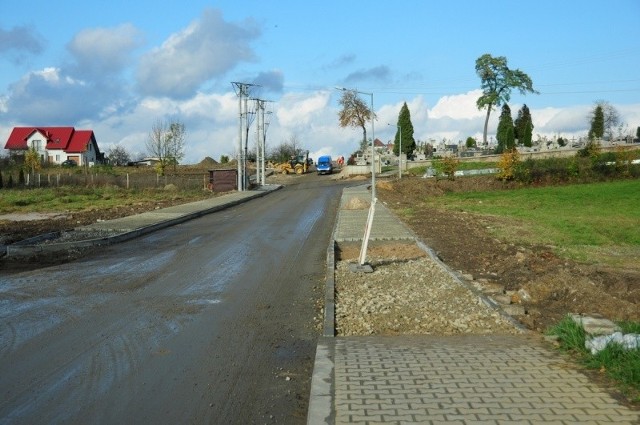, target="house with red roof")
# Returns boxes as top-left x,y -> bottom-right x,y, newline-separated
4,127 -> 104,166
